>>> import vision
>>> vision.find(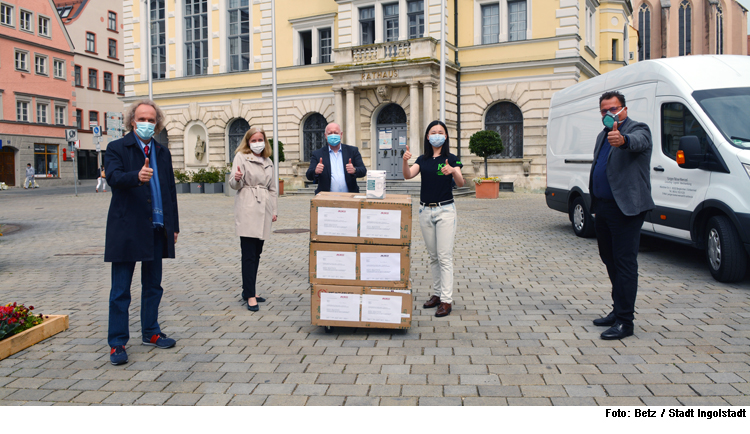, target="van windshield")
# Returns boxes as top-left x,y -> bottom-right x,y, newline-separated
693,87 -> 750,150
